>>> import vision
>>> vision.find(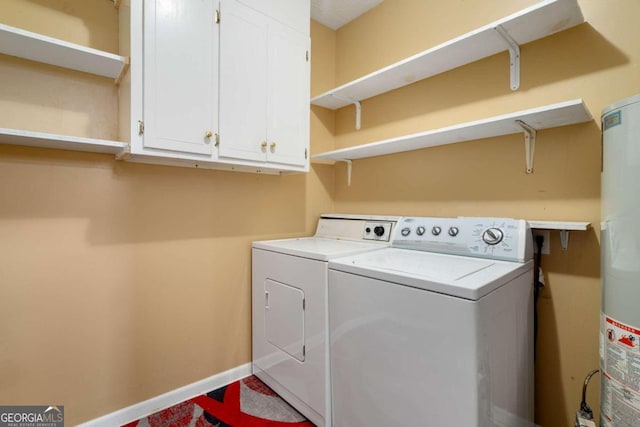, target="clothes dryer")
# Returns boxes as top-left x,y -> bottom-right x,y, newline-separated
328,216 -> 534,427
252,214 -> 399,427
